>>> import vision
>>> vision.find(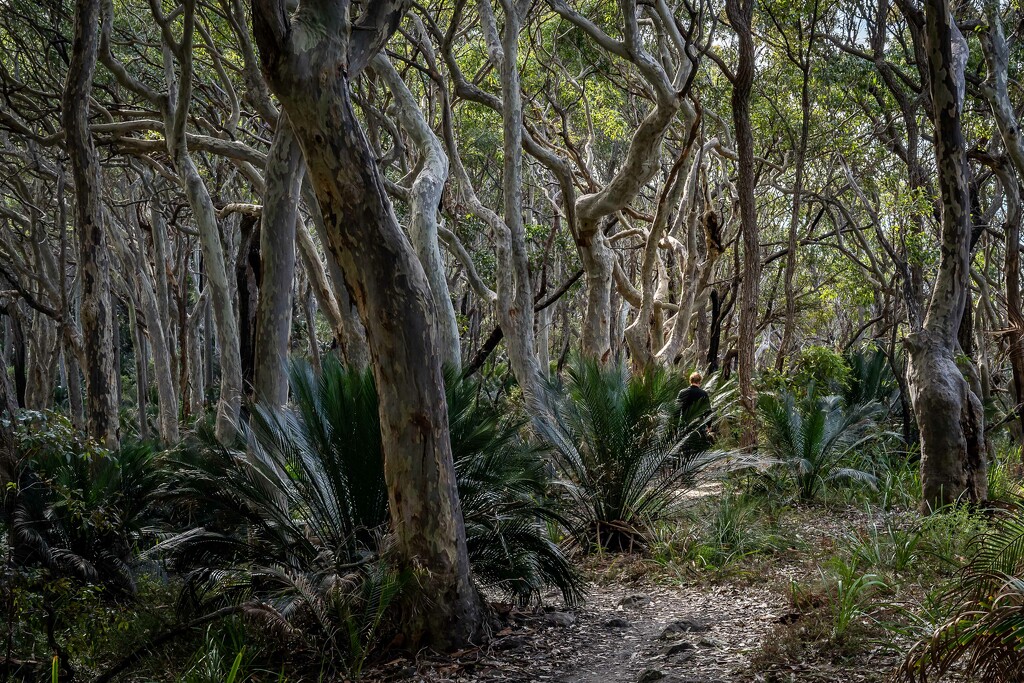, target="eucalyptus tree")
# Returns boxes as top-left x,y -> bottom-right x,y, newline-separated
98,0 -> 243,441
370,54 -> 461,369
905,0 -> 986,509
546,0 -> 702,363
63,0 -> 119,448
249,0 -> 484,646
723,0 -> 759,447
252,120 -> 304,406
